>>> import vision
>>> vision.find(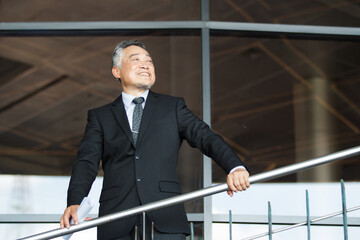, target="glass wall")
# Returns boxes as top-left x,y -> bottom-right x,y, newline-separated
210,35 -> 360,183
210,0 -> 360,27
1,0 -> 360,239
0,0 -> 201,21
0,35 -> 203,213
